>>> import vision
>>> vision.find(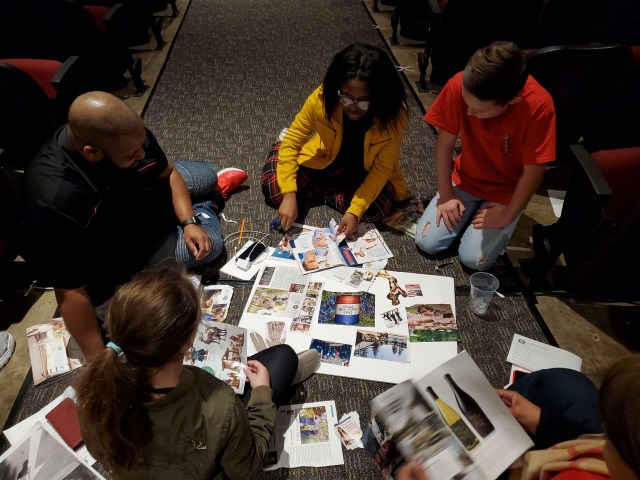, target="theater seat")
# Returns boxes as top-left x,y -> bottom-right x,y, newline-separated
0,0 -> 145,95
529,145 -> 640,301
525,43 -> 633,162
0,61 -> 64,169
1,56 -> 91,116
